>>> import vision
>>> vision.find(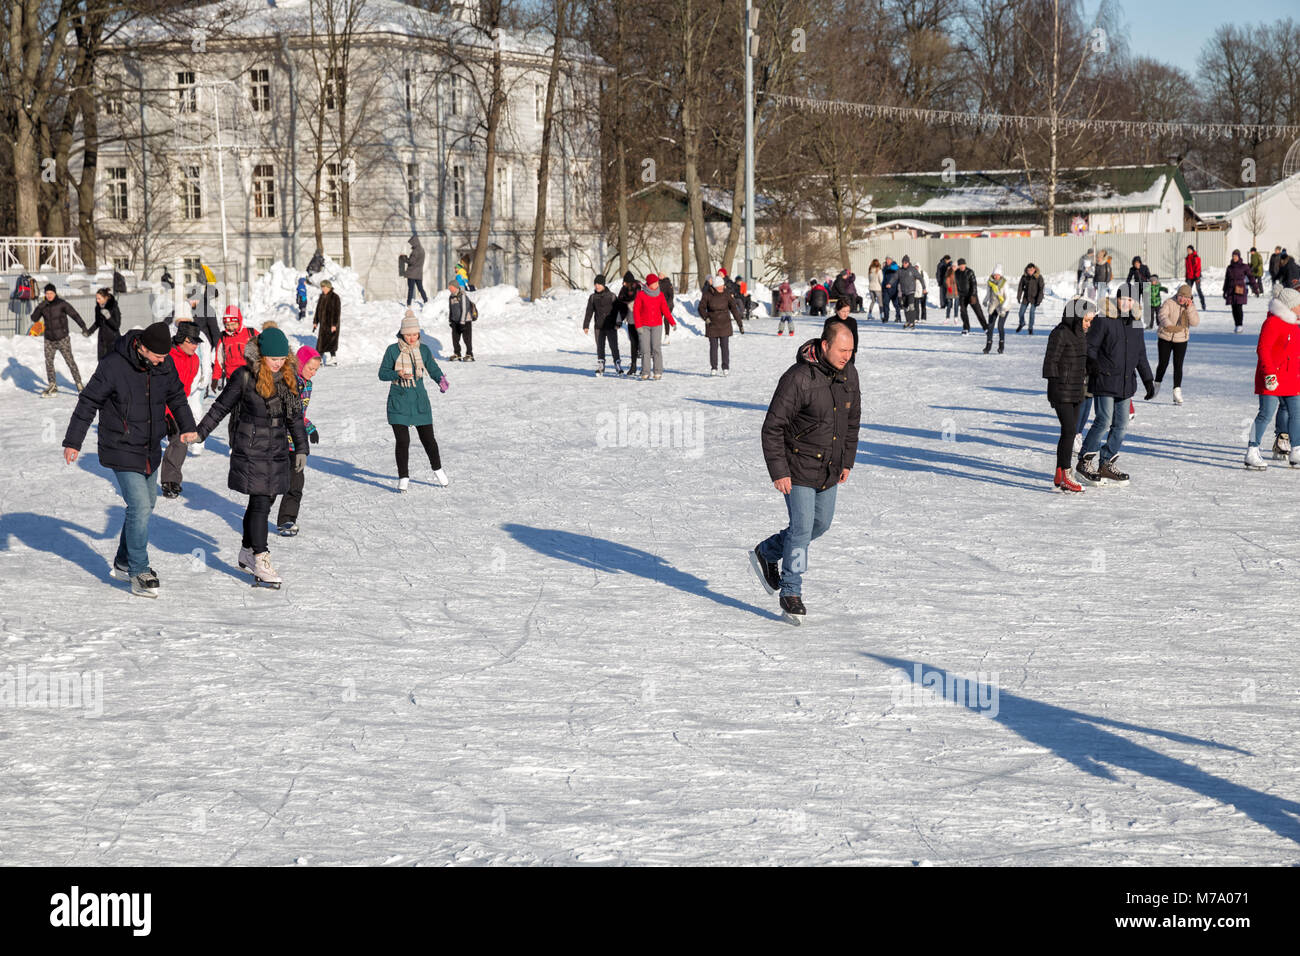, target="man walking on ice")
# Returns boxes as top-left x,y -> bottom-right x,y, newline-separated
750,320 -> 861,623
